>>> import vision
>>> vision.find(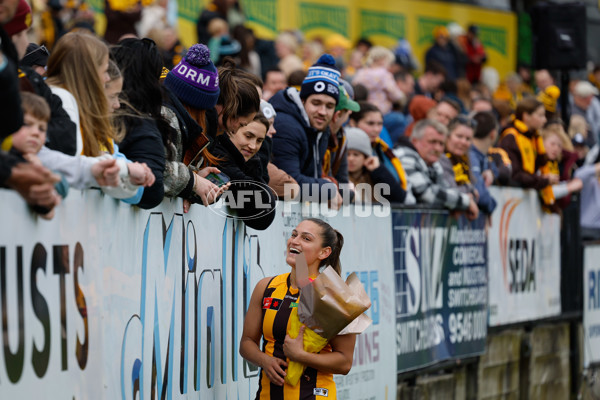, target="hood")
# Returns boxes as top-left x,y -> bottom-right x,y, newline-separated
269,87 -> 310,128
